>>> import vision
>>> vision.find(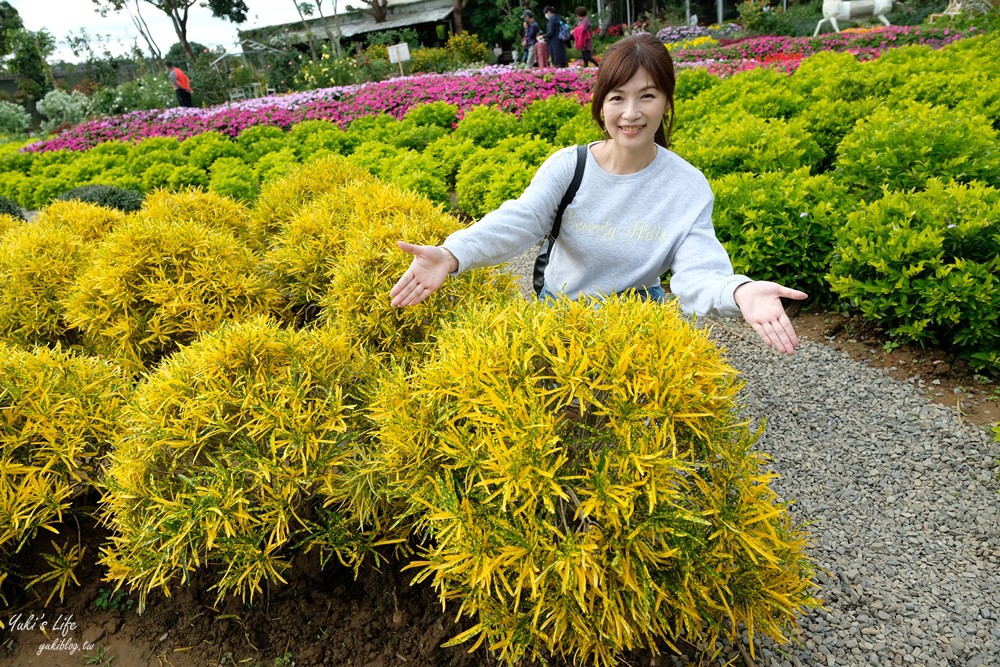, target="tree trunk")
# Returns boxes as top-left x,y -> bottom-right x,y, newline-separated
315,0 -> 341,57
168,5 -> 196,62
292,0 -> 319,60
451,0 -> 467,34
